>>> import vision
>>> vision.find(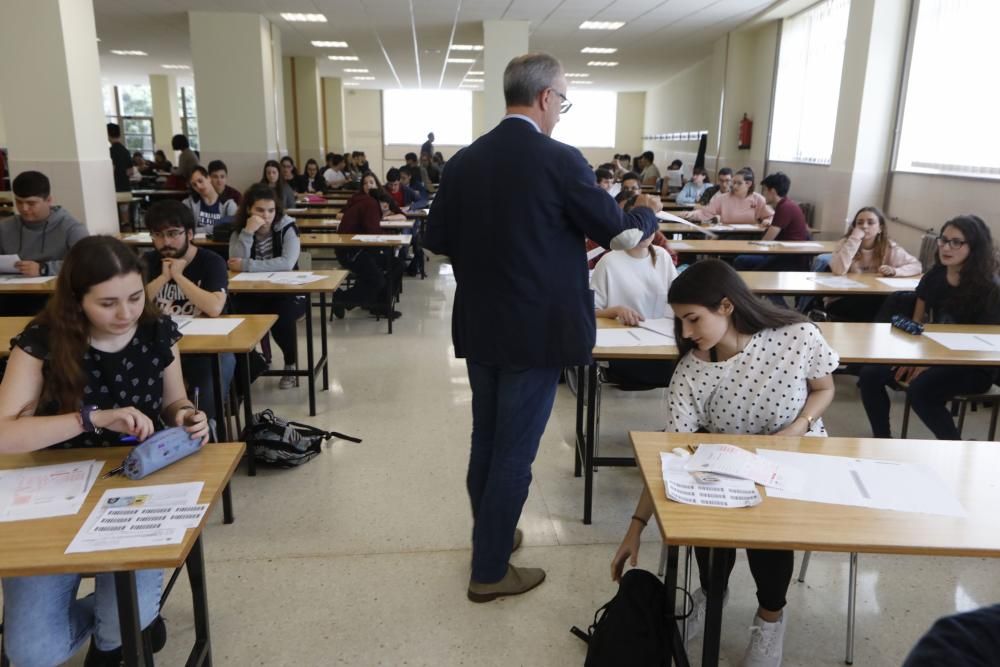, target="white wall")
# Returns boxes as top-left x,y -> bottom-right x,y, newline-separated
343,89 -> 384,177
